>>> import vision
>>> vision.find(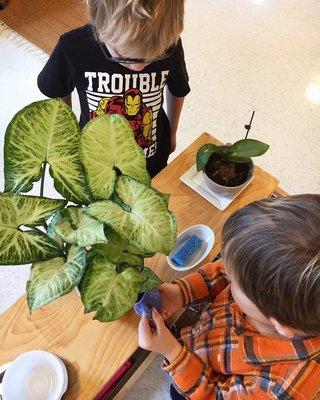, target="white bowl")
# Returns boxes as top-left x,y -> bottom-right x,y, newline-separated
167,224 -> 215,271
2,350 -> 68,400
